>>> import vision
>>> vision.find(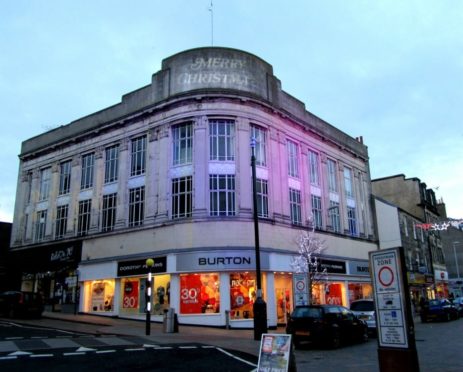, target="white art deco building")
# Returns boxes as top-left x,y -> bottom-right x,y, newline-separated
10,47 -> 377,328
